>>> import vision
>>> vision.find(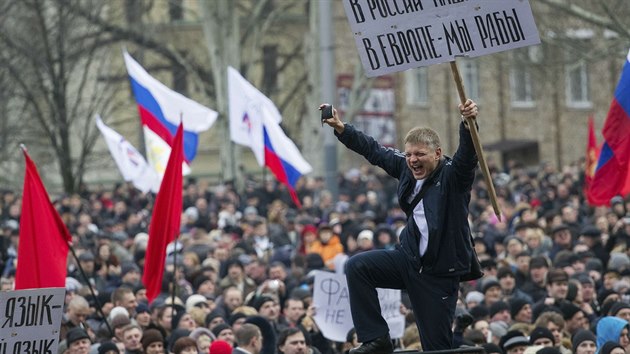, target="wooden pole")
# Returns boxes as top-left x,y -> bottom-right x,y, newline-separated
449,61 -> 501,220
